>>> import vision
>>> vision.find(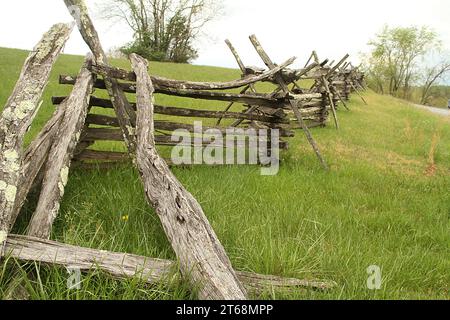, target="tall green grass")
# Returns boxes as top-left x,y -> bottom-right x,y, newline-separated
0,47 -> 449,300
